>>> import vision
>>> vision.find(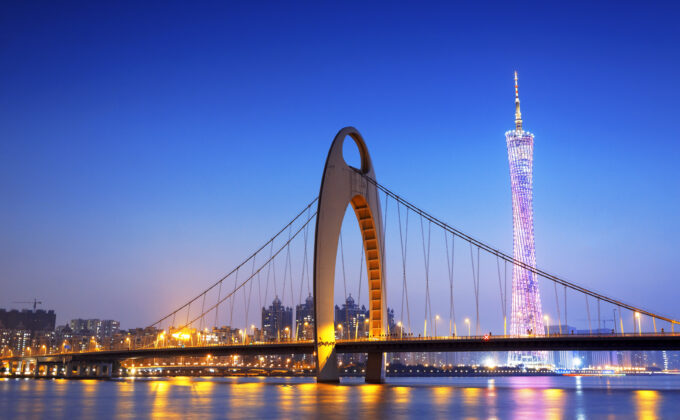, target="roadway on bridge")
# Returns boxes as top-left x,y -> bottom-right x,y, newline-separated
5,334 -> 680,363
